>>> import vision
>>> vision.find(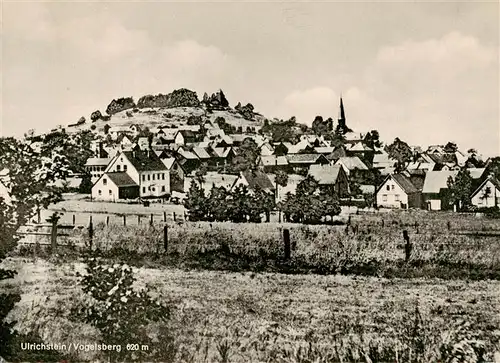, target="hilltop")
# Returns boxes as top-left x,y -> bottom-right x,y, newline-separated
64,89 -> 268,135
